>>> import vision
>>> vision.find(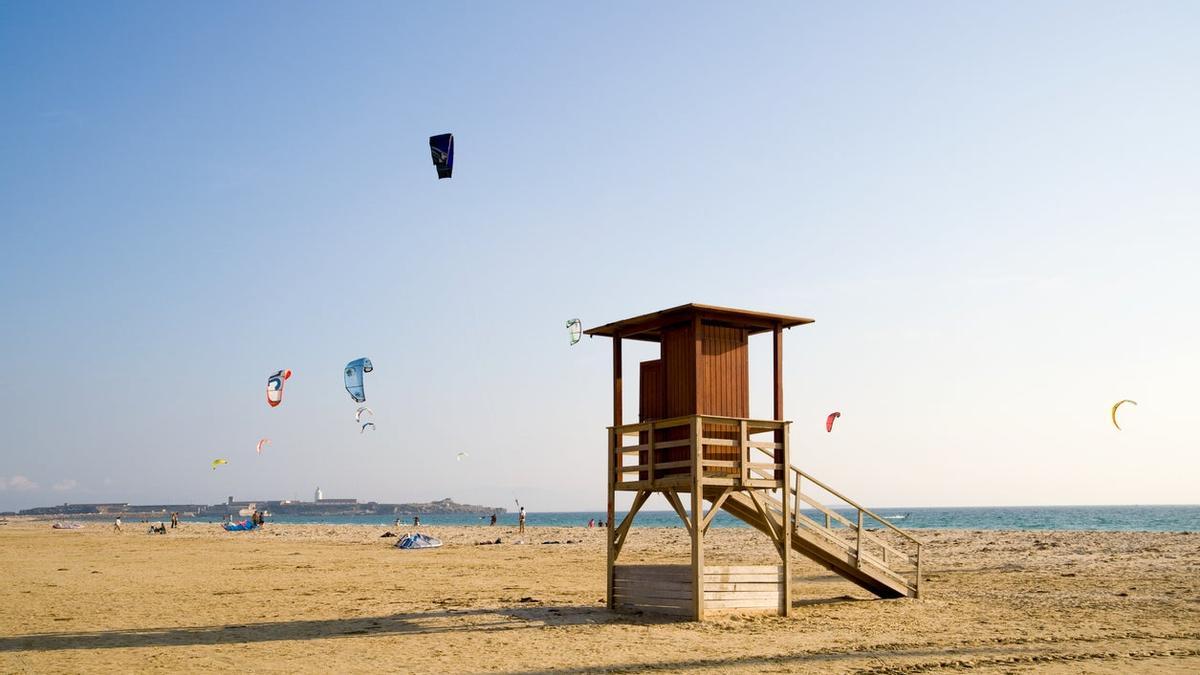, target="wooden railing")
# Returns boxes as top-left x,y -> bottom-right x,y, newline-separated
788,468 -> 923,598
610,415 -> 788,490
